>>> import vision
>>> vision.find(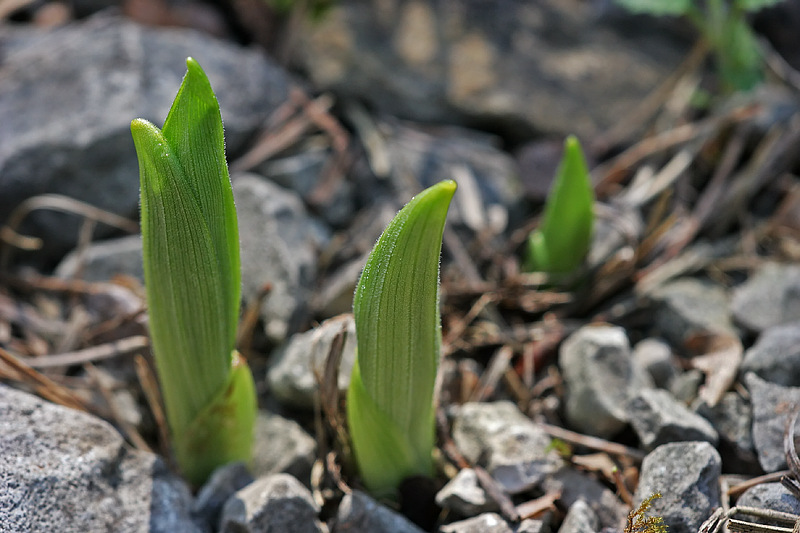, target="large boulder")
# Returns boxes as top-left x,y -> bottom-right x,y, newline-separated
289,0 -> 687,140
0,13 -> 292,265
